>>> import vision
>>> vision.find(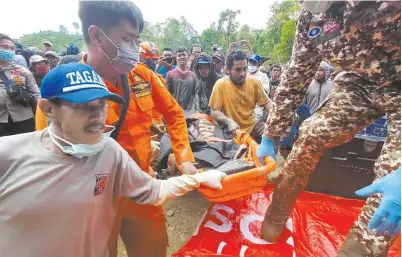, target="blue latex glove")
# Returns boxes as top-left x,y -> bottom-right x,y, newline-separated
296,104 -> 311,121
355,168 -> 401,237
256,136 -> 277,162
